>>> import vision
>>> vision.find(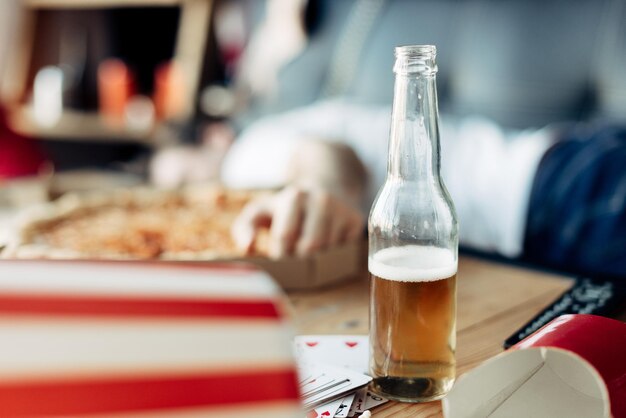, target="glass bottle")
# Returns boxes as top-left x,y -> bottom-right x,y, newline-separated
368,45 -> 459,402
